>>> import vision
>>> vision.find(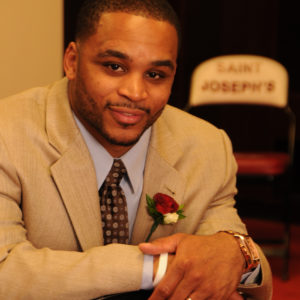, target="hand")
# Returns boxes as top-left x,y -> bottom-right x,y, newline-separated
228,291 -> 244,300
139,233 -> 245,300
